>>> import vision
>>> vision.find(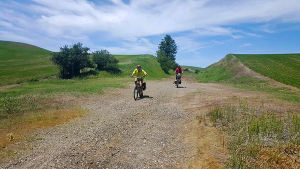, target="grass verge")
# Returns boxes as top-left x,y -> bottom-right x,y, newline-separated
205,104 -> 300,168
225,76 -> 300,103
